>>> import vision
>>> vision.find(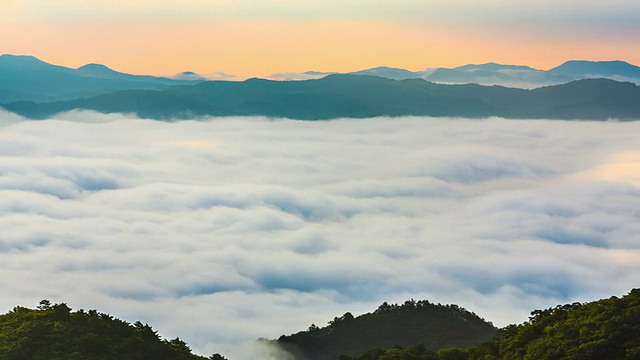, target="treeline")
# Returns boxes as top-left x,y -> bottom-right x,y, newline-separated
277,299 -> 497,360
340,289 -> 640,360
0,300 -> 225,360
2,289 -> 639,360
